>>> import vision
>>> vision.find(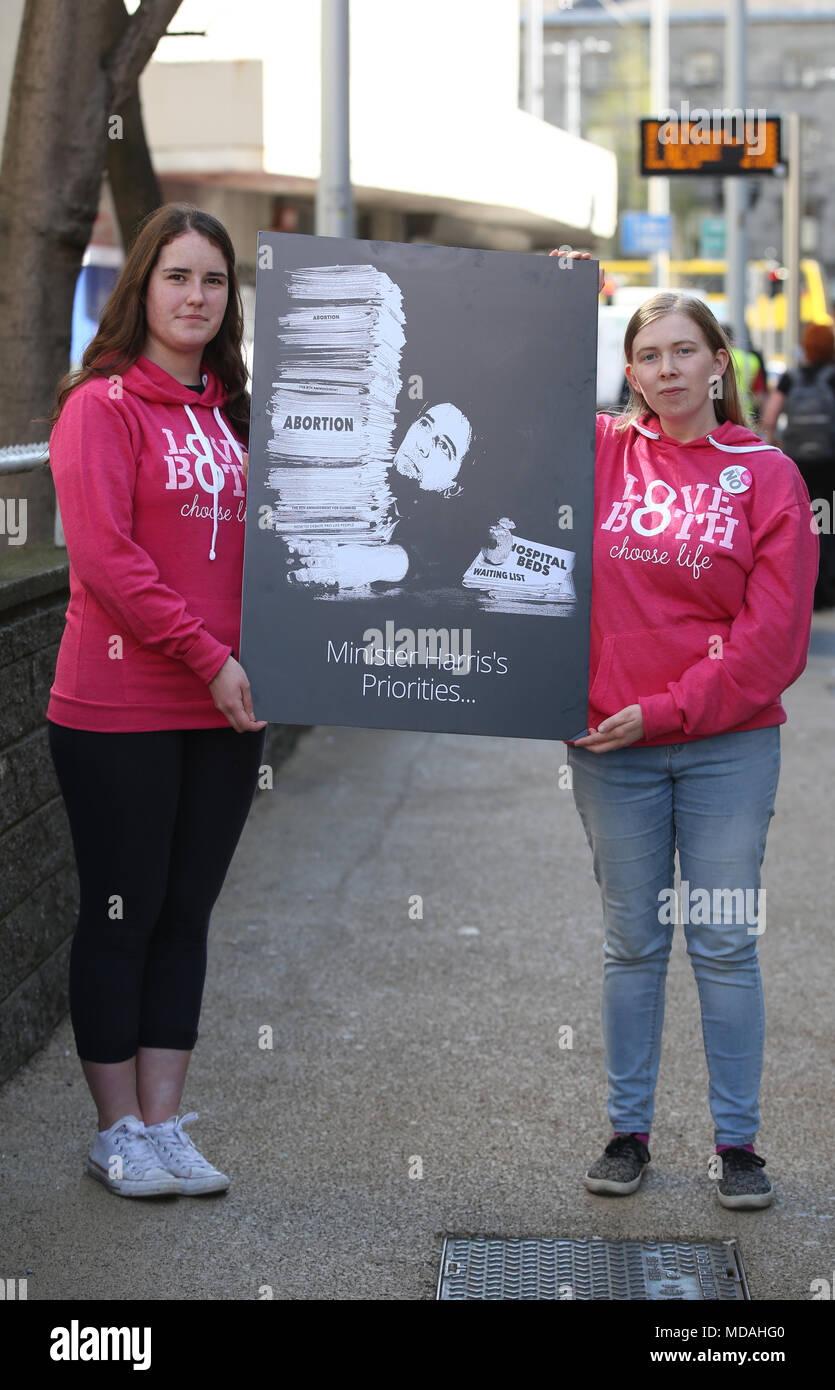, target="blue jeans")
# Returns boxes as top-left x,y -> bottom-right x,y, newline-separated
566,727 -> 781,1147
